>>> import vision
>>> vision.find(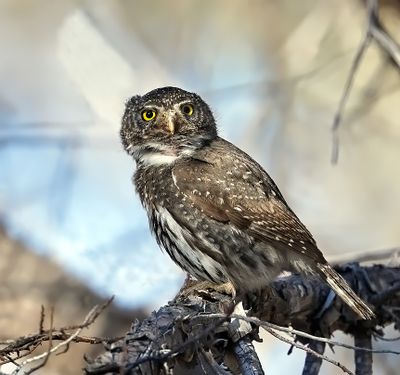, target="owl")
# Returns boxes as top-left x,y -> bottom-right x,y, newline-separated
120,86 -> 374,319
